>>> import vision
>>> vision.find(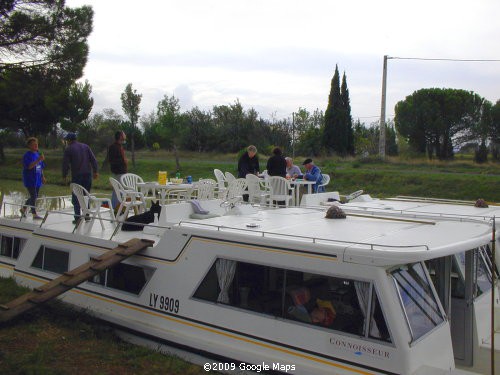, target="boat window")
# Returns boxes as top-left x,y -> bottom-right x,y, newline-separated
193,258 -> 392,342
392,262 -> 444,341
31,246 -> 69,274
89,262 -> 151,295
0,235 -> 24,259
451,256 -> 465,299
456,246 -> 495,298
476,246 -> 493,296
